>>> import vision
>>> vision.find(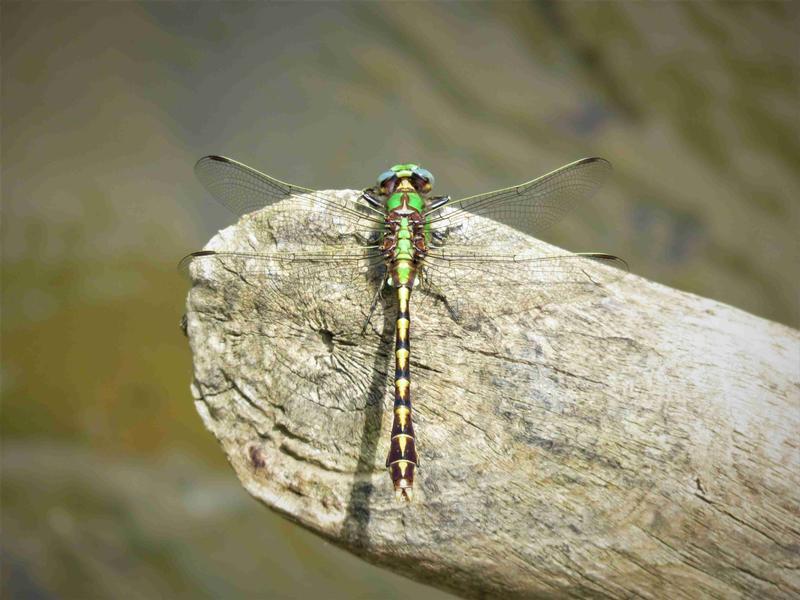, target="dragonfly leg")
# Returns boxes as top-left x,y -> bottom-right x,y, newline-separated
429,229 -> 448,248
360,188 -> 383,209
417,270 -> 461,323
426,194 -> 450,212
353,230 -> 382,247
360,282 -> 388,335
